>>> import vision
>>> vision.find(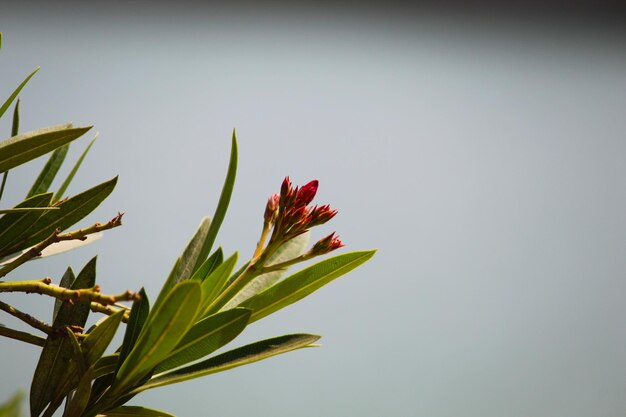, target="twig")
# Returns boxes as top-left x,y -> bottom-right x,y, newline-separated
0,278 -> 139,305
90,302 -> 130,322
0,212 -> 124,278
0,299 -> 54,334
0,324 -> 46,346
